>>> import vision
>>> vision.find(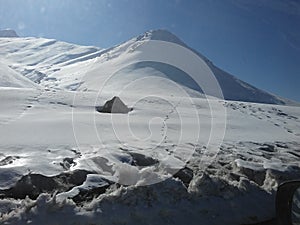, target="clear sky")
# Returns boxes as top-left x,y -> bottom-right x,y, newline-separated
0,0 -> 299,101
